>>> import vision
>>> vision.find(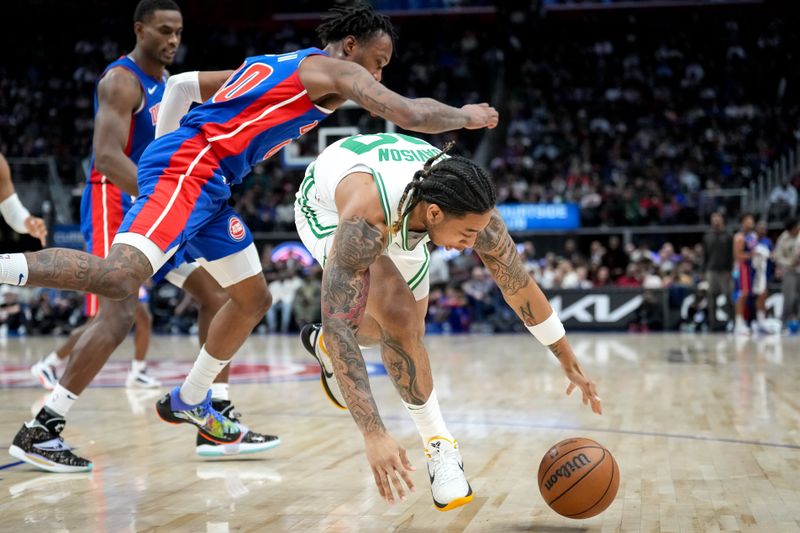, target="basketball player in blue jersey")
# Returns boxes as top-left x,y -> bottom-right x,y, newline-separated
0,3 -> 499,453
751,220 -> 774,333
8,0 -> 277,474
734,213 -> 757,335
